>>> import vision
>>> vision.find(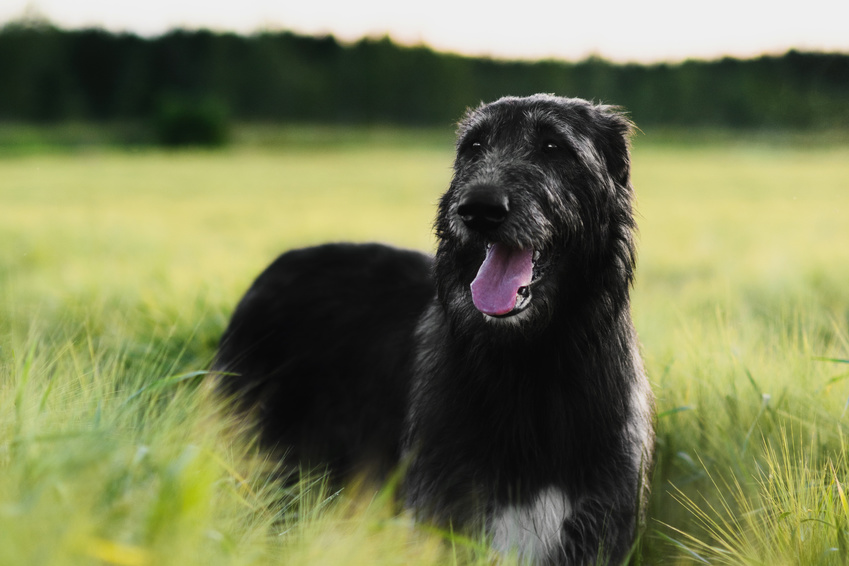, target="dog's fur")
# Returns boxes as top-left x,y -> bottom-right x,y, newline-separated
214,94 -> 655,565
